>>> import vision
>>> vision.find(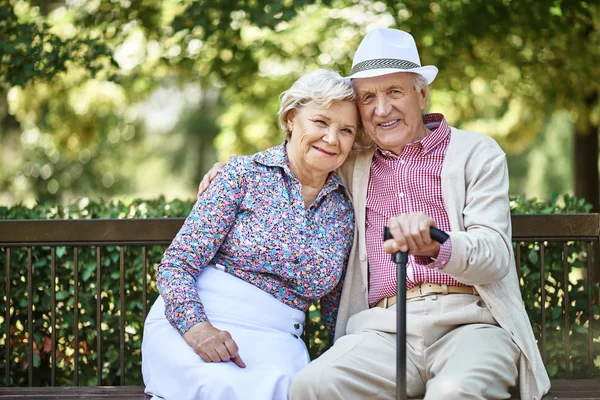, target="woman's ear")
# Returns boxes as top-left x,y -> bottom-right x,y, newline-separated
286,110 -> 296,133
